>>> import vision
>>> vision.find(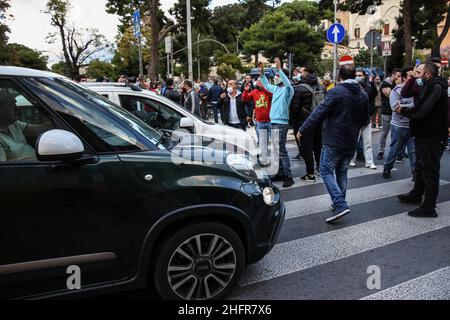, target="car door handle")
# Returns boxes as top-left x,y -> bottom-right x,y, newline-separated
144,174 -> 153,182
